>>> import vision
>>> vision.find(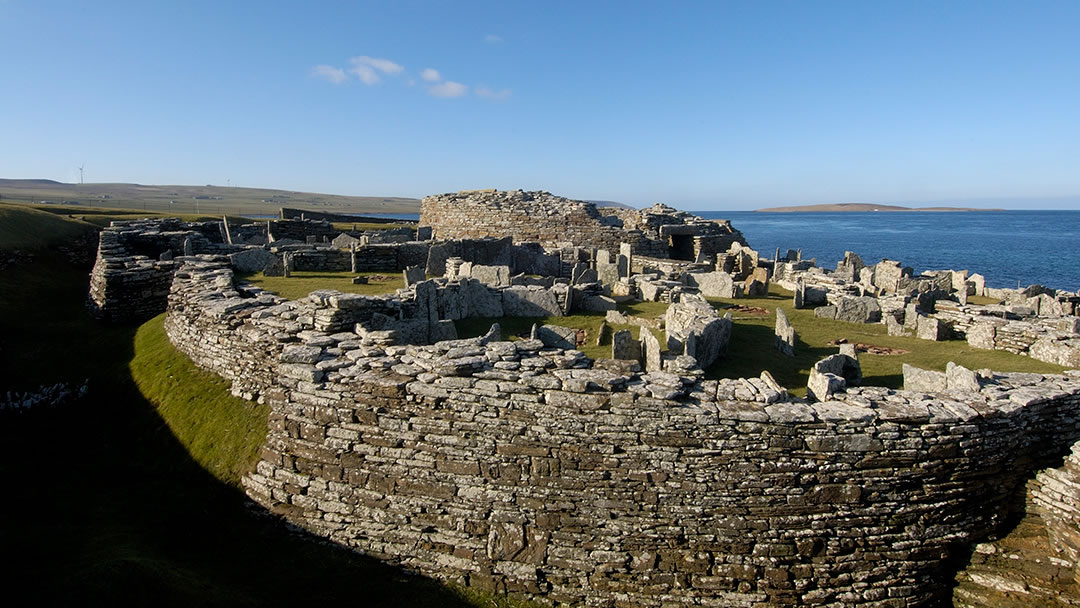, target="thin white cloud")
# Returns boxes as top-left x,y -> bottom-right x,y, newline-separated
352,55 -> 404,74
484,34 -> 502,44
428,81 -> 468,98
475,86 -> 512,101
349,63 -> 379,84
421,68 -> 441,82
347,56 -> 404,84
310,64 -> 348,84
